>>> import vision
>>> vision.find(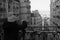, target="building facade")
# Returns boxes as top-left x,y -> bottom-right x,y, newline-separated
28,10 -> 42,31
33,10 -> 42,26
0,0 -> 6,18
50,0 -> 60,26
0,0 -> 6,40
44,17 -> 50,26
19,0 -> 31,24
0,0 -> 31,24
0,0 -> 20,22
7,0 -> 20,18
30,10 -> 42,27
